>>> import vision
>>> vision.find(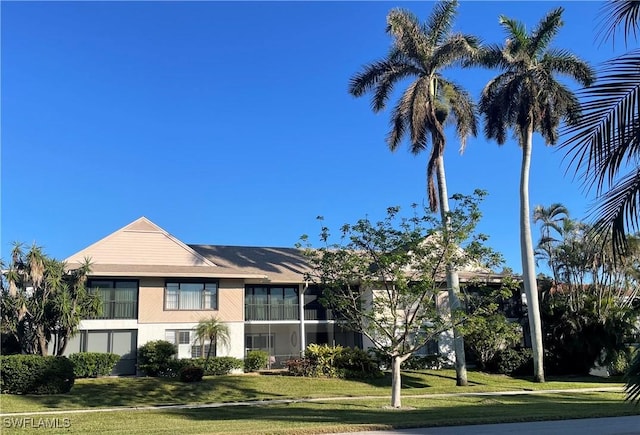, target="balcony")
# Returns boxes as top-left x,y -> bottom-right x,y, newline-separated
91,301 -> 138,320
245,303 -> 299,321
